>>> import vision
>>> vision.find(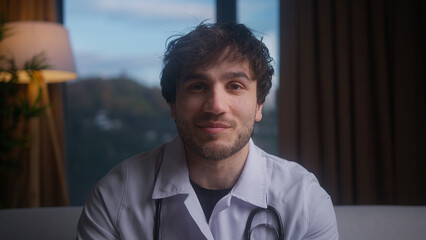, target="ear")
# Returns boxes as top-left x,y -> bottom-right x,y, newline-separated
170,103 -> 176,120
255,104 -> 263,122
